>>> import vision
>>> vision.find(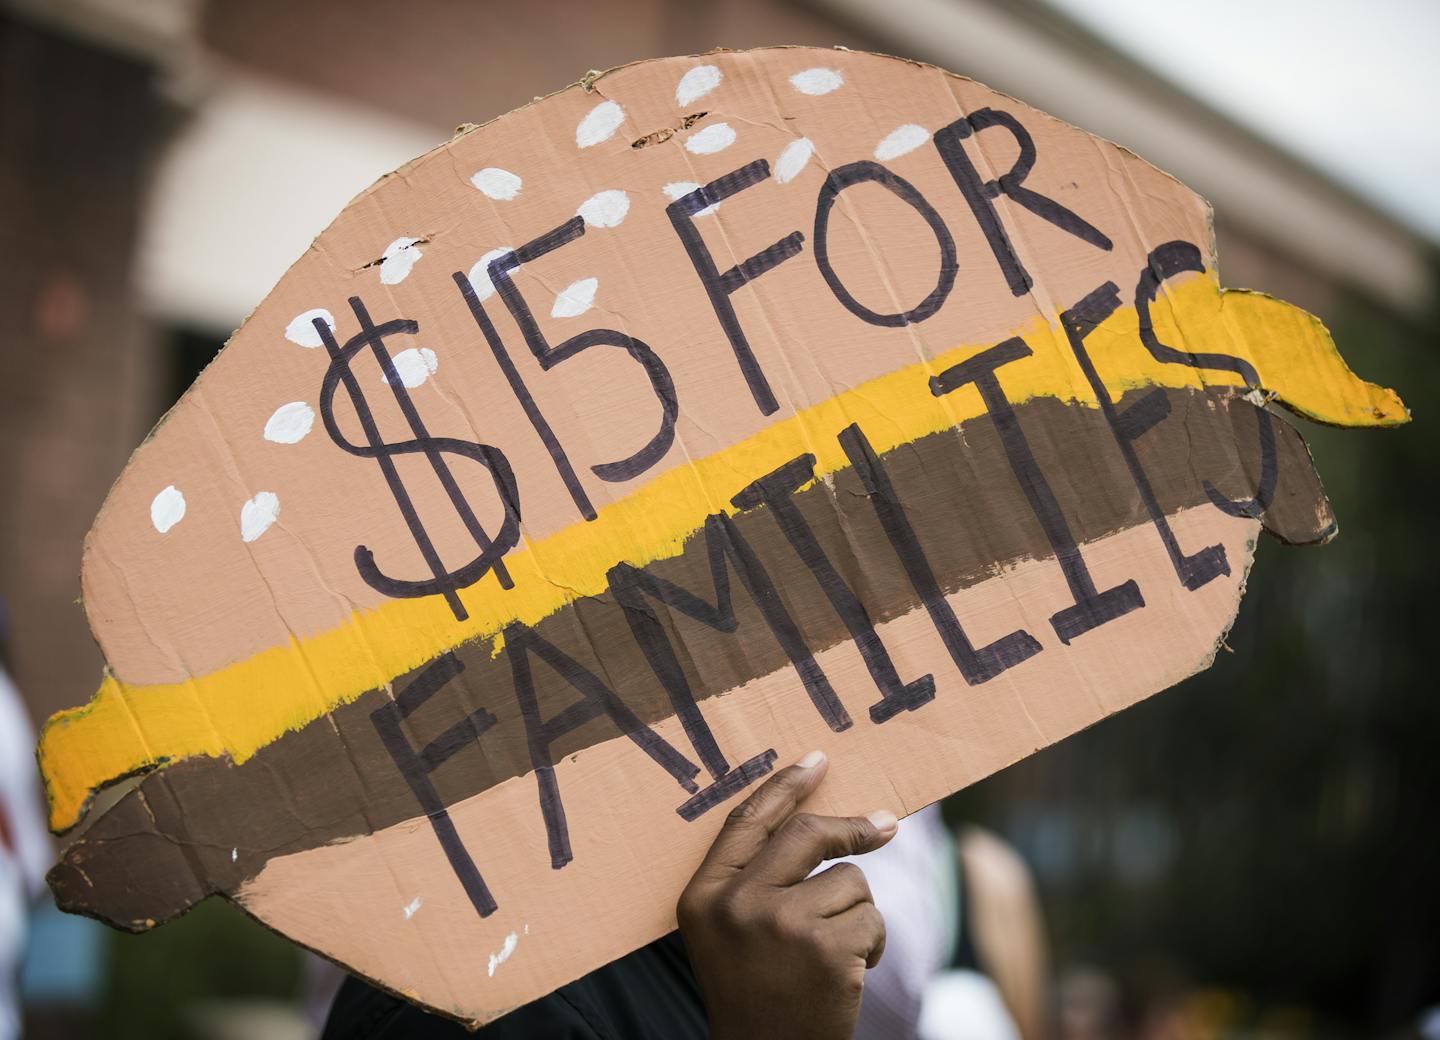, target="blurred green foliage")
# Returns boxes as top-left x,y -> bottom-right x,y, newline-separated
100,899 -> 302,1040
